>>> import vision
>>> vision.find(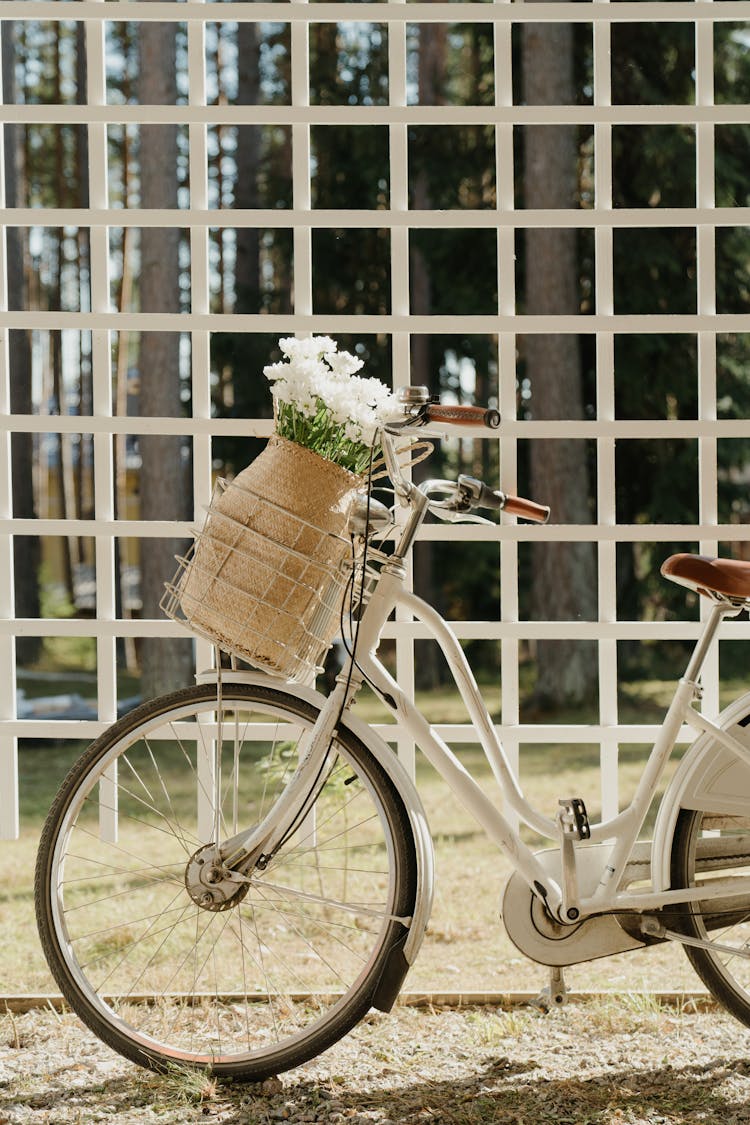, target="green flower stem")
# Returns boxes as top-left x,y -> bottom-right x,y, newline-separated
275,400 -> 378,475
